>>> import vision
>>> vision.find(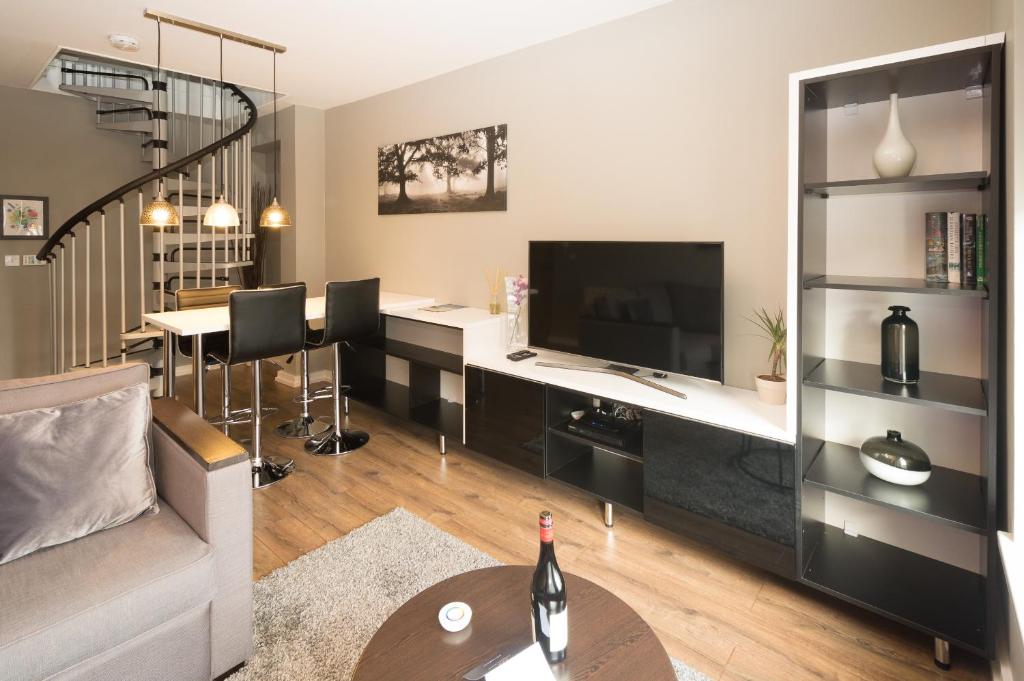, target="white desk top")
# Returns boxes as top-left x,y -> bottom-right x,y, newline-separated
466,349 -> 792,444
384,305 -> 504,330
142,291 -> 434,336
